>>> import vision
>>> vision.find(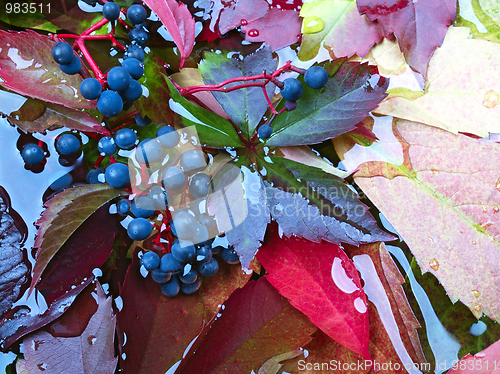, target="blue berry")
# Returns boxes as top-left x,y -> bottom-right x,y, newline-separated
120,79 -> 142,102
52,42 -> 74,65
221,247 -> 240,264
180,150 -> 206,174
105,163 -> 130,188
160,253 -> 183,273
107,66 -> 131,91
135,114 -> 151,127
196,245 -> 212,263
121,58 -> 144,79
284,100 -> 297,111
156,125 -> 179,148
97,90 -> 123,117
161,275 -> 180,297
131,195 -> 155,218
117,198 -> 130,216
180,277 -> 202,294
56,133 -> 80,155
86,167 -> 105,184
114,128 -> 137,149
189,173 -> 211,198
304,66 -> 329,89
212,245 -> 223,255
258,124 -> 272,139
148,186 -> 170,210
280,78 -> 303,101
21,143 -> 44,165
97,136 -> 117,155
141,251 -> 160,270
124,45 -> 145,61
161,166 -> 186,192
80,78 -> 102,100
59,55 -> 81,75
136,138 -> 162,164
128,27 -> 148,46
198,257 -> 219,277
151,268 -> 172,283
171,211 -> 197,239
127,4 -> 147,24
171,240 -> 196,263
179,266 -> 198,284
127,217 -> 152,241
49,173 -> 73,191
102,2 -> 120,21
